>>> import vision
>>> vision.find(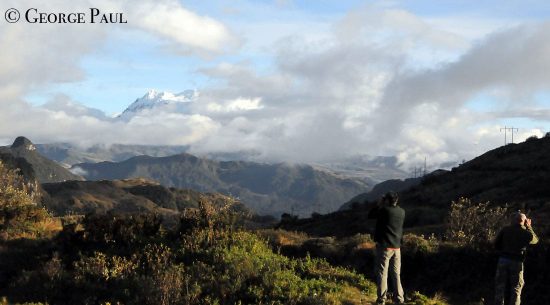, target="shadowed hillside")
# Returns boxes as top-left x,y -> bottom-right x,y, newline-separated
0,137 -> 83,183
281,136 -> 550,237
0,152 -> 37,183
72,154 -> 370,217
41,178 -> 249,218
339,175 -> 426,210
